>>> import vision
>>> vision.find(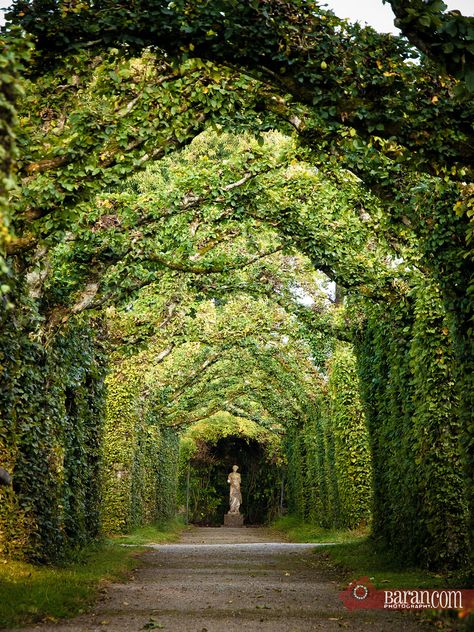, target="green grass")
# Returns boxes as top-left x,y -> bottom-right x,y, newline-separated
322,538 -> 451,589
108,517 -> 186,546
271,515 -> 368,545
0,542 -> 139,629
272,515 -> 459,590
